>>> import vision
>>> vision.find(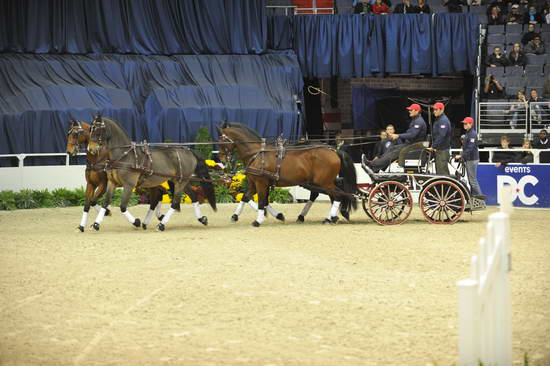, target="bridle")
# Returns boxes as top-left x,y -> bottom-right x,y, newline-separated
218,133 -> 236,165
89,117 -> 108,151
67,120 -> 86,155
